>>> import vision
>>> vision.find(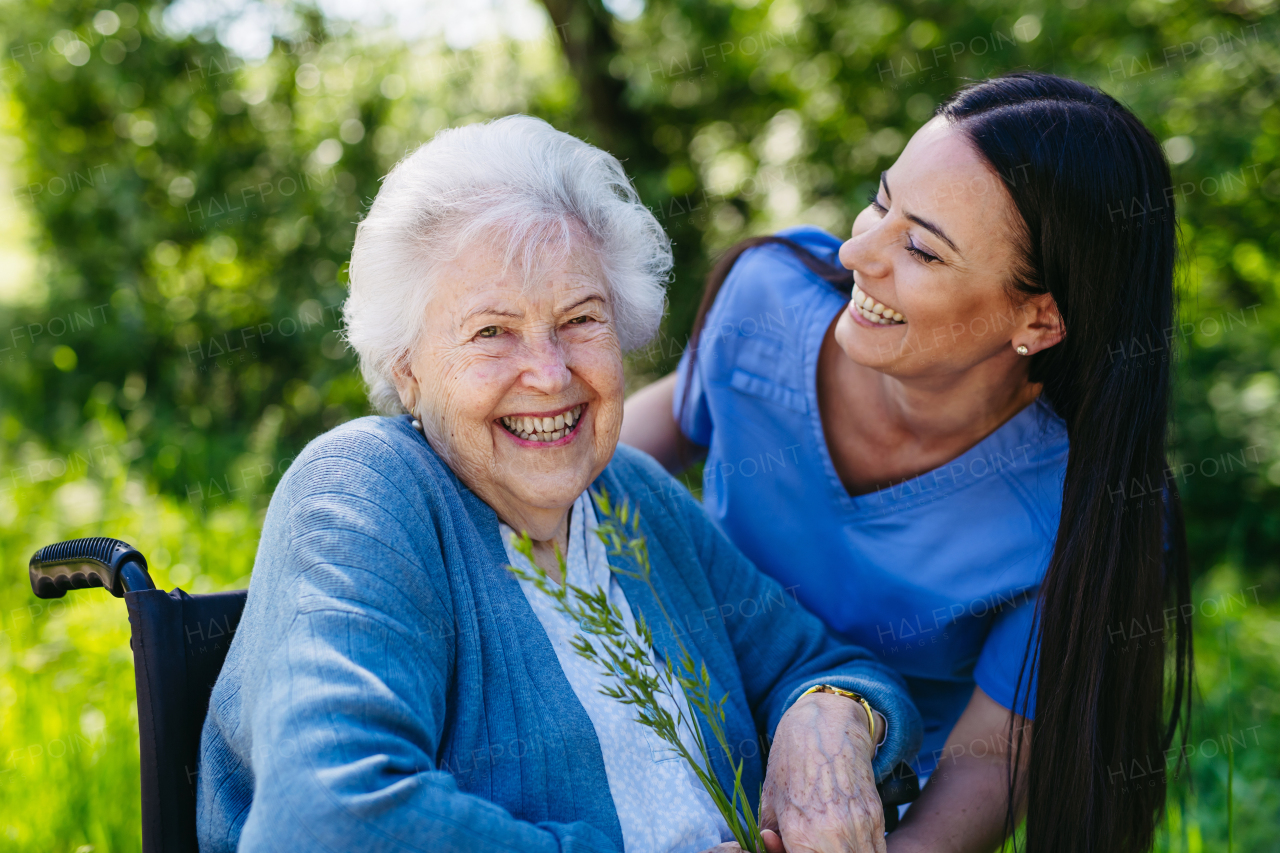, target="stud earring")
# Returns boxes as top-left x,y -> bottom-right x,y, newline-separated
1015,344 -> 1029,355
